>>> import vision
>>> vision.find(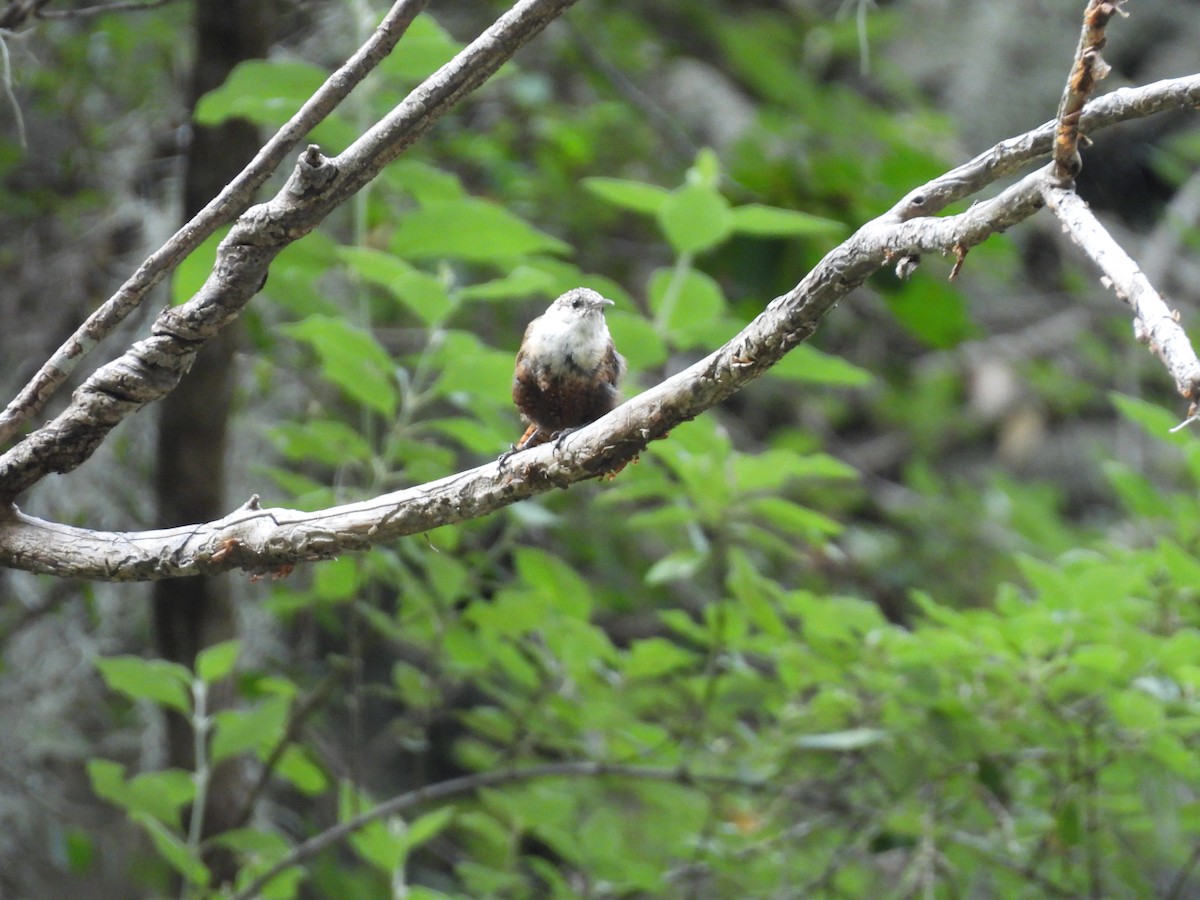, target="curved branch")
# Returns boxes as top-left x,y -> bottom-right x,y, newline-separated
0,0 -> 581,500
1044,187 -> 1200,400
891,74 -> 1200,219
227,761 -> 768,900
0,0 -> 431,447
0,163 -> 1118,579
0,74 -> 1197,577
